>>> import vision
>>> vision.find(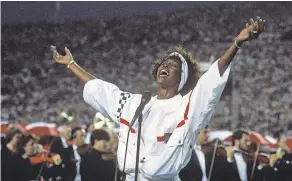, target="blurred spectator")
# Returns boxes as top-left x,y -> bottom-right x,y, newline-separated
51,125 -> 72,159
17,134 -> 65,181
62,127 -> 87,181
85,123 -> 95,144
80,129 -> 115,181
1,127 -> 23,181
